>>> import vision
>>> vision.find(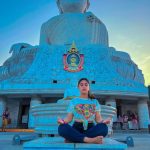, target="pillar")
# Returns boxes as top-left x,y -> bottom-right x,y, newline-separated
105,97 -> 117,122
28,95 -> 42,128
138,100 -> 150,129
0,97 -> 6,127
